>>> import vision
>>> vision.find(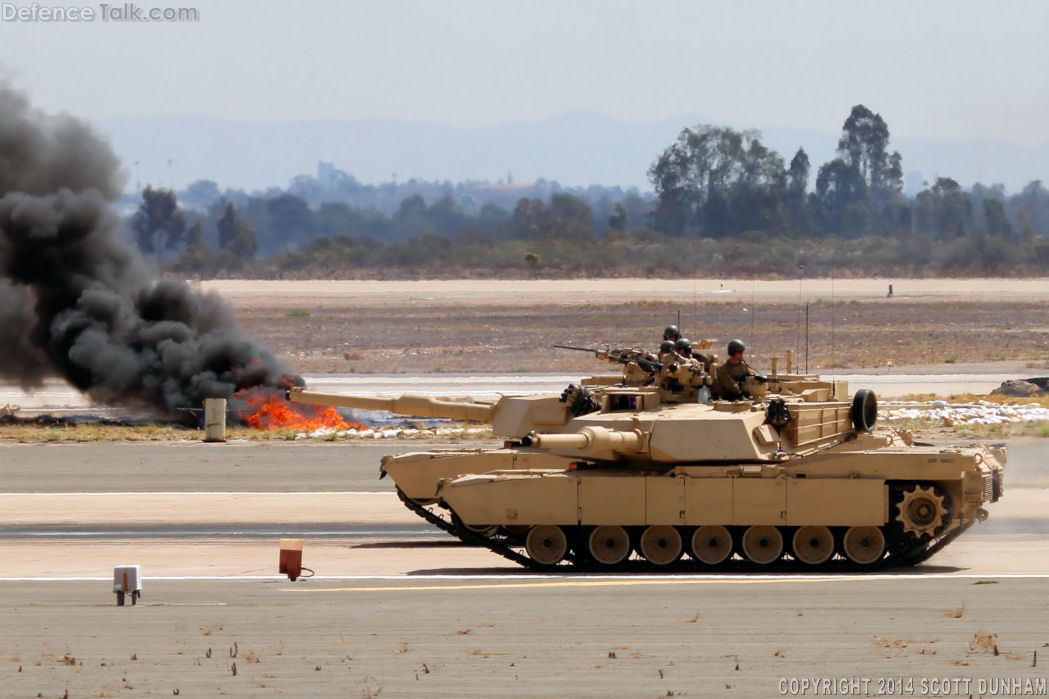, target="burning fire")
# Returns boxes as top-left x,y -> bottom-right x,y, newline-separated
235,389 -> 365,432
